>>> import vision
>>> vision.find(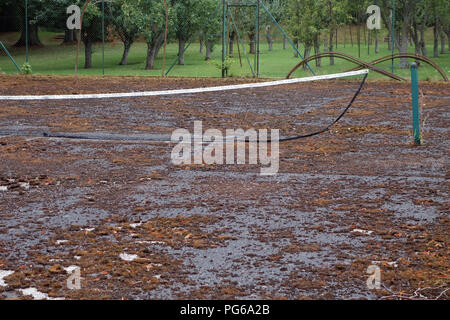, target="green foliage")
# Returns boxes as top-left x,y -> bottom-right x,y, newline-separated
286,0 -> 327,45
200,0 -> 221,43
210,56 -> 236,73
21,62 -> 32,74
124,0 -> 166,45
172,0 -> 205,42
